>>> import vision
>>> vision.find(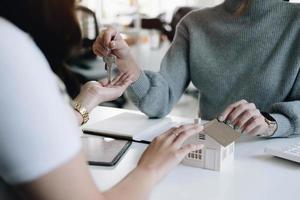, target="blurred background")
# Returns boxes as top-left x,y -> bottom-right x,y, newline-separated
70,0 -> 299,118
